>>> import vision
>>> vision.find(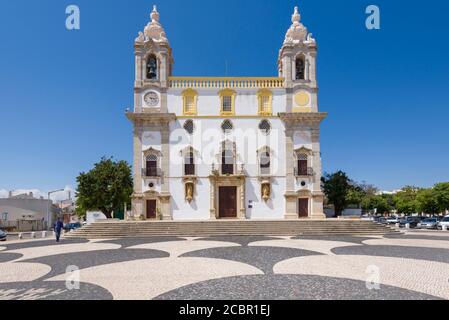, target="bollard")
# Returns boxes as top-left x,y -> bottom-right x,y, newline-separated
443,225 -> 448,231
405,223 -> 410,229
31,232 -> 36,239
42,231 -> 47,238
18,233 -> 23,240
395,223 -> 400,228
